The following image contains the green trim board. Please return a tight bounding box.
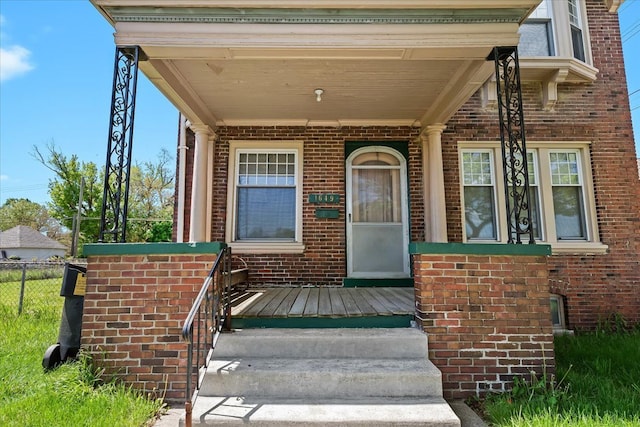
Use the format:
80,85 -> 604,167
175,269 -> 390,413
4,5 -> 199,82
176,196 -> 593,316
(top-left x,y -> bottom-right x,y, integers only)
82,242 -> 227,256
409,242 -> 551,256
108,8 -> 527,25
232,315 -> 413,329
342,278 -> 414,288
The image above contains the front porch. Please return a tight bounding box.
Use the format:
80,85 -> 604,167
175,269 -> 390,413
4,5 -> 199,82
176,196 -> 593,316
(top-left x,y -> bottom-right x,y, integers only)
81,241 -> 554,403
231,286 -> 414,328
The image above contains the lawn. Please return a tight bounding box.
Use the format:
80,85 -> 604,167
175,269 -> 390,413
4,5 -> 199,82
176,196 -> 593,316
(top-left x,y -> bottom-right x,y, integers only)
3,276 -> 638,427
0,279 -> 165,427
0,264 -> 64,315
480,327 -> 640,426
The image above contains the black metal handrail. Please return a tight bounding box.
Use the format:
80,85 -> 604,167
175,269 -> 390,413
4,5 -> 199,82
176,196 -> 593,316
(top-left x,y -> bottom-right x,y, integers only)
181,246 -> 232,427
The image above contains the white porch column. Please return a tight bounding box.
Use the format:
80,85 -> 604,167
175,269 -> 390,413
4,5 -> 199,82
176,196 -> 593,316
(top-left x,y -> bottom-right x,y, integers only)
176,114 -> 188,243
421,124 -> 448,242
205,132 -> 216,241
189,123 -> 214,242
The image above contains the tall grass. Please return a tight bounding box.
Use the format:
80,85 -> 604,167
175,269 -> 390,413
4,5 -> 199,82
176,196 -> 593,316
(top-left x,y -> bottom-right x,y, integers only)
481,328 -> 640,427
0,292 -> 164,427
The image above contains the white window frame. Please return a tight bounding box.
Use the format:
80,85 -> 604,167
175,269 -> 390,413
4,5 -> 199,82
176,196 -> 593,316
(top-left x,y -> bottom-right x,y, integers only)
520,0 -> 593,64
225,140 -> 305,254
567,0 -> 587,62
459,141 -> 607,255
507,150 -> 544,242
460,149 -> 500,241
547,149 -> 588,241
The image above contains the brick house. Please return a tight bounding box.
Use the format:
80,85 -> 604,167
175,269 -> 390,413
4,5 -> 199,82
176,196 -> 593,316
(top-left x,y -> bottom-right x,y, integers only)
83,0 -> 639,421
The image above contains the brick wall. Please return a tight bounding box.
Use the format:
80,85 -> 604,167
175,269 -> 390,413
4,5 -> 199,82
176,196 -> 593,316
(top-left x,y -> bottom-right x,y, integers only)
81,252 -> 216,401
413,252 -> 555,399
181,126 -> 422,286
443,0 -> 640,329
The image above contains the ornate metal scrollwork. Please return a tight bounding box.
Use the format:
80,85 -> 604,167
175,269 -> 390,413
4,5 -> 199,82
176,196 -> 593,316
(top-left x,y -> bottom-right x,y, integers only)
488,46 -> 535,244
99,46 -> 141,243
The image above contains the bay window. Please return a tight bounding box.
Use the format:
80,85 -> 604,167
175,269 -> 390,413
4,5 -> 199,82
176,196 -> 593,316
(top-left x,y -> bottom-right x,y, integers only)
518,0 -> 591,64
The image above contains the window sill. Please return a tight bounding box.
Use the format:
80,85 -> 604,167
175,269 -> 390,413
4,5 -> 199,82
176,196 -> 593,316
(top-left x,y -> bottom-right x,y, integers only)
553,328 -> 574,336
228,242 -> 305,254
461,240 -> 608,255
482,57 -> 598,111
519,57 -> 598,83
550,242 -> 608,255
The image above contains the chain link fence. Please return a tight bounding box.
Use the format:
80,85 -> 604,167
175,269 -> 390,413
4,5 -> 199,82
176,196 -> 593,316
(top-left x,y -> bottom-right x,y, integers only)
0,261 -> 87,315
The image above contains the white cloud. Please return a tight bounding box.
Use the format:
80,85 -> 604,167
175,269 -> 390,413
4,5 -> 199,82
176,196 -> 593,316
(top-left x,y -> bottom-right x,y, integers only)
0,15 -> 34,82
0,45 -> 34,82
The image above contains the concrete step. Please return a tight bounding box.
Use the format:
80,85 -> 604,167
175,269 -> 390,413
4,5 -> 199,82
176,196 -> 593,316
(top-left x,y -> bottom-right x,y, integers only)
201,357 -> 443,398
187,328 -> 457,426
214,327 -> 428,359
184,396 -> 461,427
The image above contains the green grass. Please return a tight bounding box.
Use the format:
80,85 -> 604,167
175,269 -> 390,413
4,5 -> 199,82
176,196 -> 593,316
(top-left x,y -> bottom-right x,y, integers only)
480,329 -> 640,427
0,295 -> 165,427
0,266 -> 64,283
1,278 -> 64,316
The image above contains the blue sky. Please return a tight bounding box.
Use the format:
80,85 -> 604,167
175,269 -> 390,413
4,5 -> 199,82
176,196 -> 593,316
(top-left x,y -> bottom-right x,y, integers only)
0,0 -> 639,207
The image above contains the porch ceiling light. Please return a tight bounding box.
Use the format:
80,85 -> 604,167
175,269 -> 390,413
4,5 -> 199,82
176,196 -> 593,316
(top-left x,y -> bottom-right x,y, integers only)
314,88 -> 324,102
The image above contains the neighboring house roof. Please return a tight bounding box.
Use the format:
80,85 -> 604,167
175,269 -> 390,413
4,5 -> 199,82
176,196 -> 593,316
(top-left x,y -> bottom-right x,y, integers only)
637,158 -> 639,180
0,225 -> 67,250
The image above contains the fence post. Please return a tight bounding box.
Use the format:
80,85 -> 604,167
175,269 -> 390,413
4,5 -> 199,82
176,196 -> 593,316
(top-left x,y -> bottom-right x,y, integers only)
18,262 -> 27,315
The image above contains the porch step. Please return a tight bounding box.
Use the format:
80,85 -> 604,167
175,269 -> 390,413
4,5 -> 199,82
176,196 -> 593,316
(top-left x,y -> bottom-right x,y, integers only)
213,327 -> 428,359
202,357 -> 443,398
188,396 -> 460,426
185,328 -> 460,426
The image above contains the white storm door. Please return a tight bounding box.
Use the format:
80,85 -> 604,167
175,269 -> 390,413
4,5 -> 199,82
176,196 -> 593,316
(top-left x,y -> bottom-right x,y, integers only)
346,147 -> 410,278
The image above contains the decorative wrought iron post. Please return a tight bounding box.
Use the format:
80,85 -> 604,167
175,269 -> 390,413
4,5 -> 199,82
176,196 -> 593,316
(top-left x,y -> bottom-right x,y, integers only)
99,46 -> 142,243
488,46 -> 535,244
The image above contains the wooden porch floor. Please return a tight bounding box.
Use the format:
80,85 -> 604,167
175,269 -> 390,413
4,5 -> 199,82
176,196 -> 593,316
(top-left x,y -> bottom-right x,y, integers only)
231,287 -> 414,319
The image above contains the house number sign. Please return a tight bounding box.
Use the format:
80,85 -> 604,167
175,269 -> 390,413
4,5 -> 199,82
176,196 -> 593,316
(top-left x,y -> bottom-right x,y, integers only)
308,194 -> 341,204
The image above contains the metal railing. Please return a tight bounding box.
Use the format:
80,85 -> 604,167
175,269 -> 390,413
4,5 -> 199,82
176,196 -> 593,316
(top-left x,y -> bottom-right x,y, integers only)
181,247 -> 232,427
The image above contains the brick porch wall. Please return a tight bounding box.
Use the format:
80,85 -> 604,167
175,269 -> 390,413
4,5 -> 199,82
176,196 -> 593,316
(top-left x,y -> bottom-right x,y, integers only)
81,249 -> 218,401
413,251 -> 555,399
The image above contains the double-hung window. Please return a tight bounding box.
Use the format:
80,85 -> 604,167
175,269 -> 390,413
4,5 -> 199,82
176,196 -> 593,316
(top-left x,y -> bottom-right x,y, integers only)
549,151 -> 587,240
507,151 -> 542,241
459,142 -> 605,254
567,0 -> 586,61
461,151 -> 498,240
226,141 -> 304,253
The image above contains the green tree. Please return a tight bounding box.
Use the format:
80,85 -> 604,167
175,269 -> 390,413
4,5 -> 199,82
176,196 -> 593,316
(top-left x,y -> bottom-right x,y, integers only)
0,198 -> 66,239
32,143 -> 174,244
0,198 -> 47,231
32,142 -> 103,243
126,148 -> 175,242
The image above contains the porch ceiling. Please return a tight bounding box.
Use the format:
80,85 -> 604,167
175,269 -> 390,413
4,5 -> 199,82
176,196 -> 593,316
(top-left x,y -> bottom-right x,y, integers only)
92,0 -> 541,132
